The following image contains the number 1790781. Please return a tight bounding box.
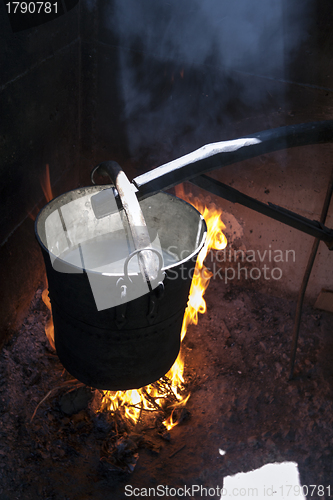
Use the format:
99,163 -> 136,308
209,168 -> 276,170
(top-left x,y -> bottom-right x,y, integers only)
6,2 -> 58,14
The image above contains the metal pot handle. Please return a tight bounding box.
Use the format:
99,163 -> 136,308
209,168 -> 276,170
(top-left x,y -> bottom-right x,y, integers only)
123,247 -> 164,281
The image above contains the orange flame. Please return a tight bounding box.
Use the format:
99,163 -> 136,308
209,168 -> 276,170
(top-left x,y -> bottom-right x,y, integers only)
42,181 -> 227,431
42,289 -> 55,350
41,164 -> 53,203
162,184 -> 227,430
28,164 -> 54,220
177,185 -> 227,342
40,164 -> 55,348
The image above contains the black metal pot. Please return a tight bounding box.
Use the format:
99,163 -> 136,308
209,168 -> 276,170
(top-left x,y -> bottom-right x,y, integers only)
35,186 -> 206,390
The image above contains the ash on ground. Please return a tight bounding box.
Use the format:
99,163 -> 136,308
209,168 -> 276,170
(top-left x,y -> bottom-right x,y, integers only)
0,279 -> 332,500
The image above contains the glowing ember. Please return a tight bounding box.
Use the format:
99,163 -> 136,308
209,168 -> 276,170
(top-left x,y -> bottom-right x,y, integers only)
41,174 -> 227,431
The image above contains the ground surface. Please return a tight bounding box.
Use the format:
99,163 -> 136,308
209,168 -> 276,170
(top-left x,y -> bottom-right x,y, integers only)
0,276 -> 332,500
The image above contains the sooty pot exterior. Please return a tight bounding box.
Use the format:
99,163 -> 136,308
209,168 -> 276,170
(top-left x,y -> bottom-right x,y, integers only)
36,188 -> 206,390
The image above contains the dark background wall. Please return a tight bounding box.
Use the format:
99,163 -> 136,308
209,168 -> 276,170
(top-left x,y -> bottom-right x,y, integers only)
0,0 -> 332,345
0,2 -> 81,342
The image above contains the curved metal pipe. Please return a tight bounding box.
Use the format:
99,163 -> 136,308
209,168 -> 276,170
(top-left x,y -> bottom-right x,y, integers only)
133,120 -> 333,198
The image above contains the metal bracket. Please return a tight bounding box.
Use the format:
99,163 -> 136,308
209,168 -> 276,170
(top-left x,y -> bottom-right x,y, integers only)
189,174 -> 333,249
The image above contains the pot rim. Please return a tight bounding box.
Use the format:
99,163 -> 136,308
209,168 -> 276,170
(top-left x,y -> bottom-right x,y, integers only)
35,185 -> 207,277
